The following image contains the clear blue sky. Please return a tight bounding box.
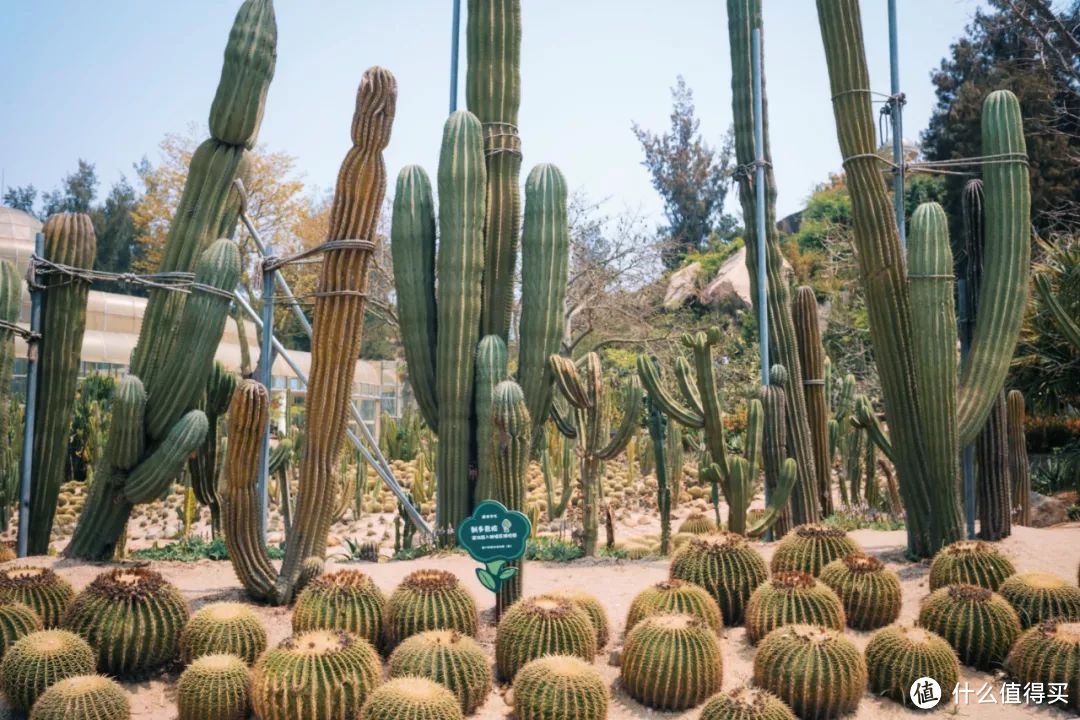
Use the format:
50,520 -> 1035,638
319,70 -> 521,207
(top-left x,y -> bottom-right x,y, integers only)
1,0 -> 985,223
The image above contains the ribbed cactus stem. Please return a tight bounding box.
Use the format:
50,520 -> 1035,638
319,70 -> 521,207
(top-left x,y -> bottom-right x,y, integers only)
792,286 -> 831,516
492,380 -> 530,613
0,263 -> 18,530
1007,390 -> 1030,526
475,335 -> 509,503
123,410 -> 208,504
208,0 -> 277,148
189,362 -> 239,537
976,391 -> 1011,540
761,375 -> 791,536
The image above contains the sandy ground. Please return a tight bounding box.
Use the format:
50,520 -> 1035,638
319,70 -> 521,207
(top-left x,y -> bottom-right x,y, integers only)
3,524 -> 1079,719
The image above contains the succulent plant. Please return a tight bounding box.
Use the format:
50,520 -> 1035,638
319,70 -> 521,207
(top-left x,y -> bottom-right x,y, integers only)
699,686 -> 796,720
918,584 -> 1021,670
928,540 -> 1015,591
177,653 -> 250,720
678,512 -> 717,535
61,567 -> 190,677
744,572 -> 846,644
753,624 -> 866,720
388,630 -> 492,715
1007,619 -> 1080,712
292,570 -> 386,650
180,601 -> 267,665
495,595 -> 596,681
819,553 -> 902,630
770,524 -> 861,577
0,567 -> 74,629
0,629 -> 96,711
621,612 -> 722,711
28,674 -> 130,720
360,677 -> 463,720
669,532 -> 768,625
489,378 -> 531,613
0,600 -> 43,659
997,572 -> 1080,629
545,591 -> 609,648
864,625 -> 958,708
513,655 -> 608,720
625,579 -> 723,634
251,630 -> 382,720
385,570 -> 478,650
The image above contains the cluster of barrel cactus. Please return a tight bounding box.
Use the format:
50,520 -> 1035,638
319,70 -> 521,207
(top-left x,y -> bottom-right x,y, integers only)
753,624 -> 866,719
744,572 -> 846,644
513,655 -> 609,720
626,579 -> 723,634
179,602 -> 267,665
495,595 -> 596,681
388,630 -> 492,715
670,532 -> 769,624
819,553 -> 902,630
0,566 -> 74,628
385,570 -> 479,650
621,612 -> 723,710
918,584 -> 1022,670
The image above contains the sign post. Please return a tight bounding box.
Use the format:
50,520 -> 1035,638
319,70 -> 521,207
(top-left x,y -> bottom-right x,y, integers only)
457,500 -> 531,608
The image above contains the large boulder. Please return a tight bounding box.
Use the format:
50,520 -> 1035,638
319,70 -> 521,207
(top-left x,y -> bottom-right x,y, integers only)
1028,491 -> 1069,528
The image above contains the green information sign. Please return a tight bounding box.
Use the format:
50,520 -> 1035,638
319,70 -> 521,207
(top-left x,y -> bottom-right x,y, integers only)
457,500 -> 531,594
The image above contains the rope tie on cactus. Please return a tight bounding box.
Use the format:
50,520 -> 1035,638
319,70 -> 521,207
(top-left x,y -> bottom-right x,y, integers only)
731,160 -> 773,181
841,152 -> 1028,177
261,239 -> 375,273
0,318 -> 40,344
27,255 -> 237,297
482,121 -> 522,158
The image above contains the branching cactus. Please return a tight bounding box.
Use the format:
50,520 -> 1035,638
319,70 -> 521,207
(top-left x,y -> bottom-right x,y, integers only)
816,0 -> 1030,557
638,331 -> 797,536
549,353 -> 642,555
66,0 -> 276,561
491,380 -> 531,612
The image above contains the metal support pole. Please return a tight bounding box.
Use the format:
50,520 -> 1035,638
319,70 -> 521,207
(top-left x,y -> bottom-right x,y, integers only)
16,232 -> 44,558
751,28 -> 769,385
449,0 -> 462,114
257,258 -> 274,537
888,0 -> 906,247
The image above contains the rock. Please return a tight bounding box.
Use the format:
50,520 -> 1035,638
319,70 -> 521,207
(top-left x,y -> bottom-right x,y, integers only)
1029,491 -> 1068,528
608,649 -> 621,667
663,262 -> 704,309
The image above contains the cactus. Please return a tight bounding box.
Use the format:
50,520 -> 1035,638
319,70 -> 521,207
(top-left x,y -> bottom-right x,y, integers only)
621,613 -> 723,711
0,262 -> 22,532
637,336 -> 799,536
177,653 -> 250,720
546,591 -> 608,649
189,362 -> 239,537
815,0 -> 1030,558
792,287 -> 833,516
700,687 -> 796,720
549,352 -> 642,555
744,572 -> 846,644
0,567 -> 74,629
360,677 -> 463,720
388,630 -> 492,715
61,567 -> 190,677
251,630 -> 382,720
625,579 -> 723,634
0,600 -> 43,659
1007,390 -> 1031,526
678,512 -> 717,535
541,425 -> 574,521
68,0 -> 276,561
753,624 -> 866,720
291,570 -> 386,650
385,570 -> 478,650
644,365 -> 678,554
475,336 -> 509,503
770,524 -> 861,577
918,584 -> 1021,670
761,368 -> 792,536
28,213 -> 96,554
669,532 -> 768,625
495,595 -> 596,681
0,629 -> 96,712
819,553 -> 902,630
513,655 -> 608,720
999,572 -> 1080,629
28,674 -> 130,720
928,540 -> 1015,591
976,391 -> 1012,540
490,380 -> 531,613
864,625 -> 959,709
180,602 -> 267,665
1007,619 -> 1080,712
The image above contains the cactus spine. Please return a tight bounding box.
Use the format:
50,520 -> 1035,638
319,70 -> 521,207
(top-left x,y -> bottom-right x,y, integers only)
670,532 -> 769,625
815,0 -> 1030,557
491,380 -> 530,613
621,613 -> 723,711
864,625 -> 958,709
1007,390 -> 1030,526
918,584 -> 1021,670
513,655 -> 609,720
0,261 -> 21,532
177,653 -> 250,720
0,567 -> 74,629
29,213 -> 96,554
388,630 -> 492,715
28,674 -> 130,720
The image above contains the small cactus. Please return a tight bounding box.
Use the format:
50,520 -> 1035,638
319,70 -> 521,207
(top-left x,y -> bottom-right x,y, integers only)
0,629 -> 96,711
753,624 -> 866,720
745,572 -> 846,644
545,591 -> 609,648
251,630 -> 382,720
864,625 -> 959,708
621,613 -> 722,711
918,584 -> 1021,670
28,674 -> 130,720
388,630 -> 492,715
292,570 -> 386,650
928,540 -> 1015,591
998,571 -> 1080,628
0,566 -> 74,629
61,567 -> 190,677
770,524 -> 861,577
0,600 -> 44,659
625,579 -> 722,634
180,602 -> 267,665
360,677 -> 463,720
678,512 -> 718,535
699,687 -> 796,720
385,570 -> 478,650
819,553 -> 902,630
177,653 -> 250,720
669,532 -> 768,625
1007,619 -> 1080,713
495,595 -> 596,681
513,655 -> 608,720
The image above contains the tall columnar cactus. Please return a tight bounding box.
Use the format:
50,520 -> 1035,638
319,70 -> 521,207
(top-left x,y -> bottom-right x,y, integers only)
977,391 -> 1012,540
643,360 -> 676,554
549,352 -> 642,556
638,333 -> 797,536
66,5 -> 275,562
815,0 -> 1030,558
1007,390 -> 1030,526
491,380 -> 531,612
761,367 -> 792,536
28,213 -> 96,554
792,287 -> 833,516
189,362 -> 239,537
0,261 -> 21,531
474,336 -> 508,503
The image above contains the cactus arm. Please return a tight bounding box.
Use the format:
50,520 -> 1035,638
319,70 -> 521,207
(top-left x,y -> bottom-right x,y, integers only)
549,398 -> 577,440
597,378 -> 643,461
1035,274 -> 1080,353
491,380 -> 530,613
549,355 -> 591,410
956,91 -> 1030,446
123,410 -> 209,505
636,354 -> 704,429
208,0 -> 277,149
674,356 -> 706,419
391,166 -> 440,431
727,456 -> 751,536
475,335 -> 509,502
689,331 -> 730,482
853,395 -> 895,464
541,441 -> 572,520
747,458 -> 797,538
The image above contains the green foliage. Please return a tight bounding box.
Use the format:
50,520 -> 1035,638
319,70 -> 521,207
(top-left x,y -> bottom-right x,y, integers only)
131,535 -> 285,562
621,613 -> 722,711
822,508 -> 904,532
513,655 -> 609,720
865,625 -> 959,708
495,595 -> 596,681
379,407 -> 423,462
681,237 -> 745,278
524,537 -> 584,562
